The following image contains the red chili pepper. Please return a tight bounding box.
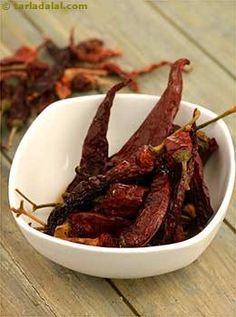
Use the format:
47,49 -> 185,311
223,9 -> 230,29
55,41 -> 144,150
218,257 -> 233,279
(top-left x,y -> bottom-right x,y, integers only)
47,145 -> 156,235
66,79 -> 131,193
63,233 -> 118,247
0,46 -> 38,66
95,183 -> 147,217
190,153 -> 214,227
69,212 -> 131,237
110,58 -> 190,165
120,172 -> 172,247
69,29 -> 121,63
163,129 -> 198,243
197,131 -> 218,165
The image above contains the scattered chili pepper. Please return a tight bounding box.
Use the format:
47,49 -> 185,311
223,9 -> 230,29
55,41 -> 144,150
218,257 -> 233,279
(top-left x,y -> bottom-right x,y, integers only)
0,46 -> 38,66
69,29 -> 122,63
1,31 -> 175,149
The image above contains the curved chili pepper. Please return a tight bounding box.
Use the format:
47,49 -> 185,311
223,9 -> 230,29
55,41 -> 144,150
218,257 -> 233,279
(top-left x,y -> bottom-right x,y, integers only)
66,79 -> 131,193
190,153 -> 214,227
120,172 -> 172,247
47,145 -> 156,235
163,129 -> 198,243
69,212 -> 131,237
110,58 -> 190,165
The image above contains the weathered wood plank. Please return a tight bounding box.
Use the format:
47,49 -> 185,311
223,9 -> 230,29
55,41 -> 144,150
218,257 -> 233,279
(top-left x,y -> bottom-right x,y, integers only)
0,245 -> 55,317
20,0 -> 236,226
151,0 -> 236,77
0,8 -> 42,49
1,155 -> 135,317
112,223 -> 236,317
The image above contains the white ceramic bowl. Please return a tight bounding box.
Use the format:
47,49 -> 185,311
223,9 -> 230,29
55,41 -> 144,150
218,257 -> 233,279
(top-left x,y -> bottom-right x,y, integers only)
9,94 -> 235,278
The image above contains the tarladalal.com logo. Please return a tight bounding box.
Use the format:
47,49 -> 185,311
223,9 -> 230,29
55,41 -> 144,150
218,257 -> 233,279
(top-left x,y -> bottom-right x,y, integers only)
0,1 -> 88,10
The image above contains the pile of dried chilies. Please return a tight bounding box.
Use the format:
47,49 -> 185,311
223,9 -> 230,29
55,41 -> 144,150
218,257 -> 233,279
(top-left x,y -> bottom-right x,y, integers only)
12,58 -> 236,248
0,30 -> 175,149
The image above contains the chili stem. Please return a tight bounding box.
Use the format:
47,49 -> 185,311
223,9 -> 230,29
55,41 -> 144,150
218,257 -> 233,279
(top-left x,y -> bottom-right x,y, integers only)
15,188 -> 57,212
151,109 -> 201,154
196,105 -> 236,130
11,200 -> 46,227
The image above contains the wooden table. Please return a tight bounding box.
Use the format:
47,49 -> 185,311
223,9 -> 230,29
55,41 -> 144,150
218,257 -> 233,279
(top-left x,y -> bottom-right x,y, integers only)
1,1 -> 235,316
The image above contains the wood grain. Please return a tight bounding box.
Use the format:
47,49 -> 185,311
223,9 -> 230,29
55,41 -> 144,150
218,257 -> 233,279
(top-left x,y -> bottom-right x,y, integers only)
112,223 -> 236,317
1,155 -> 135,317
152,0 -> 236,77
0,246 -> 55,316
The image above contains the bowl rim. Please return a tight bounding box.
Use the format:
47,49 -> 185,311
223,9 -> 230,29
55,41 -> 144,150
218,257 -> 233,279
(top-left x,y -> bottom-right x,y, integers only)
8,94 -> 235,254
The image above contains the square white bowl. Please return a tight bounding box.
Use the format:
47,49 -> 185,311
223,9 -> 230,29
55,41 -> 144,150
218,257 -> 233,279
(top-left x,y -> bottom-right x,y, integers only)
8,94 -> 235,278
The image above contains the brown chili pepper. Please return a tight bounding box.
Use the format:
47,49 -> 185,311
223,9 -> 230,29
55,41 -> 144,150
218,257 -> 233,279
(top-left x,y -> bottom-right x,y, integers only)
196,130 -> 218,165
110,58 -> 190,165
47,145 -> 156,235
69,212 -> 131,237
163,129 -> 198,243
190,153 -> 214,227
66,79 -> 131,193
95,183 -> 147,212
0,46 -> 38,66
69,29 -> 121,63
61,233 -> 118,247
120,172 -> 172,247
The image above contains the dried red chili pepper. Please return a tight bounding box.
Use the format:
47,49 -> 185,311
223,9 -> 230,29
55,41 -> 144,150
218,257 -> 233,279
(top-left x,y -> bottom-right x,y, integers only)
197,130 -> 218,165
66,80 -> 131,193
190,153 -> 214,227
47,145 -> 156,235
95,183 -> 147,212
62,233 -> 118,247
110,58 -> 190,165
163,128 -> 198,243
69,29 -> 121,63
69,212 -> 131,237
0,46 -> 38,66
120,171 -> 172,247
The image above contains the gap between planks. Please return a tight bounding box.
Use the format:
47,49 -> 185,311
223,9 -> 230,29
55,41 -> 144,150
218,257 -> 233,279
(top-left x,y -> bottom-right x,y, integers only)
1,242 -> 57,316
146,1 -> 236,80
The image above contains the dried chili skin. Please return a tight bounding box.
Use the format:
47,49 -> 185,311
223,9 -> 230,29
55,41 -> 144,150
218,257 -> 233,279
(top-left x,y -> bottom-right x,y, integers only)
69,30 -> 121,63
47,145 -> 156,235
190,153 -> 214,227
64,233 -> 118,247
110,58 -> 190,165
120,172 -> 172,247
197,130 -> 218,165
95,183 -> 147,212
163,129 -> 198,243
69,212 -> 131,237
66,80 -> 131,194
0,46 -> 38,66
